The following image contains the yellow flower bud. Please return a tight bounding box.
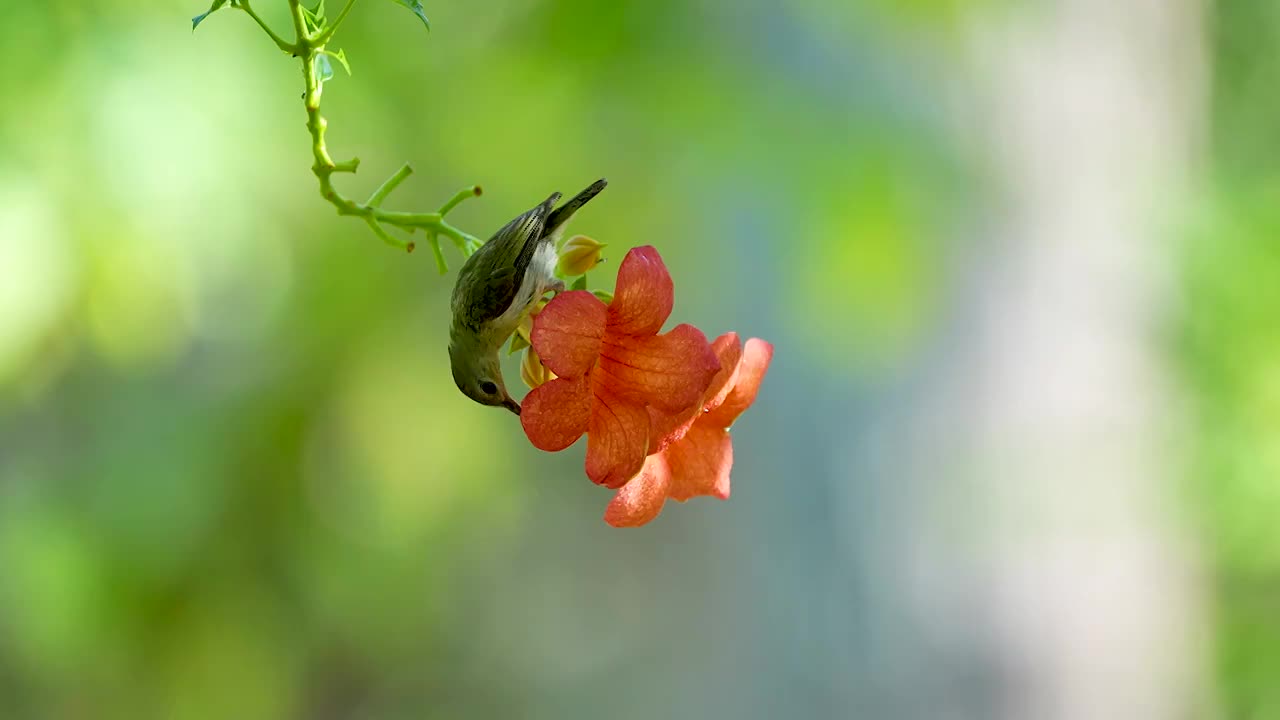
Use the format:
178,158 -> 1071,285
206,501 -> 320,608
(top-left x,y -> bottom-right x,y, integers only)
520,347 -> 556,389
557,235 -> 606,277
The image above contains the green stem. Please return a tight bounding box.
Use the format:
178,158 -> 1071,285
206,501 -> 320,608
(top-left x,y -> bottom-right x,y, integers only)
239,1 -> 296,53
368,164 -> 414,207
283,0 -> 481,265
364,216 -> 411,251
439,185 -> 483,216
287,0 -> 311,42
426,233 -> 448,274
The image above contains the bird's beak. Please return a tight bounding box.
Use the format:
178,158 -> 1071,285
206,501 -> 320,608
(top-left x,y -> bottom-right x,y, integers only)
502,397 -> 522,416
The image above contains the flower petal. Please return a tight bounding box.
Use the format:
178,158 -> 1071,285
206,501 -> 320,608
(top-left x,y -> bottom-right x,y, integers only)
702,332 -> 744,414
585,384 -> 650,489
606,246 -> 673,336
646,333 -> 744,454
520,375 -> 591,451
704,338 -> 773,429
531,290 -> 607,378
665,422 -> 733,502
604,453 -> 672,528
597,324 -> 720,413
648,405 -> 698,455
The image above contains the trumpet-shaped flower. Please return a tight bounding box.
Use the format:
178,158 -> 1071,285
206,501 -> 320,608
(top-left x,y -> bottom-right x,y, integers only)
604,333 -> 773,527
520,246 -> 720,488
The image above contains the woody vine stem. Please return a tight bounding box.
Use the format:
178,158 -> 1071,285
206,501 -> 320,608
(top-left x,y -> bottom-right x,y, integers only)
196,0 -> 483,273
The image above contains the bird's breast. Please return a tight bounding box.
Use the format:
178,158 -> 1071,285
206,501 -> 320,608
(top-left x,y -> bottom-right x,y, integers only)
489,241 -> 559,347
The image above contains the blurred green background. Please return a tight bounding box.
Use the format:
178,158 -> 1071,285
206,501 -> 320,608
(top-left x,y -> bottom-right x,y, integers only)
0,0 -> 1277,718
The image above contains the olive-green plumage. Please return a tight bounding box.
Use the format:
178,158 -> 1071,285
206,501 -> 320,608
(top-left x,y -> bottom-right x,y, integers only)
448,178 -> 607,415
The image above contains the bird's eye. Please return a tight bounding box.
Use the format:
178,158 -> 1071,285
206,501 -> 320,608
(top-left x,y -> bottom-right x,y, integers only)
480,380 -> 498,395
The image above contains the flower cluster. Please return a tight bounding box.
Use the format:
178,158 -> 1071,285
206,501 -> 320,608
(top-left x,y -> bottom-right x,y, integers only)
519,246 -> 772,527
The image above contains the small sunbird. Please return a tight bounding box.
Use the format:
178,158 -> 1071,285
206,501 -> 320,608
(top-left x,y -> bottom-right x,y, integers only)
449,178 -> 608,415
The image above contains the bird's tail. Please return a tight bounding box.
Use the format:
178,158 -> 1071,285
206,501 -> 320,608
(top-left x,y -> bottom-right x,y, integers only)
545,178 -> 607,232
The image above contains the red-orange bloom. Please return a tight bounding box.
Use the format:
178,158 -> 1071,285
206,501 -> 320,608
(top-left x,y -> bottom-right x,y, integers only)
520,246 -> 721,488
604,333 -> 773,527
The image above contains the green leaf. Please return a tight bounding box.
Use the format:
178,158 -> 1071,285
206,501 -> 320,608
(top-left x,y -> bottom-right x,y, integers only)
571,275 -> 587,291
508,332 -> 530,356
191,0 -> 228,30
321,49 -> 351,76
591,289 -> 614,304
301,0 -> 327,34
387,0 -> 430,31
315,54 -> 334,84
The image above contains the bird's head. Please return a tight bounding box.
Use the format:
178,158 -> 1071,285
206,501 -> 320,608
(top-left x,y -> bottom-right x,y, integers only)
448,334 -> 521,416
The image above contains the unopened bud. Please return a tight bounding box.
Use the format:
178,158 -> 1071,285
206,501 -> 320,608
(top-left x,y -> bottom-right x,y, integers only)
557,235 -> 606,277
520,347 -> 556,389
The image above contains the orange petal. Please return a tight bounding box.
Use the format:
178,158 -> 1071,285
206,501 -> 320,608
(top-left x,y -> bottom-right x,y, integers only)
648,405 -> 698,455
597,324 -> 720,414
520,375 -> 591,451
702,332 -> 744,414
665,422 -> 733,502
704,338 -> 773,429
606,246 -> 673,336
646,333 -> 743,454
531,290 -> 607,378
584,384 -> 650,489
604,453 -> 672,527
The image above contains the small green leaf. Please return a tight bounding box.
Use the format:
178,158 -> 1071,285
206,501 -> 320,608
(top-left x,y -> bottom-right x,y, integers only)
302,0 -> 327,34
508,332 -> 530,356
191,0 -> 228,30
592,289 -> 614,304
387,0 -> 430,31
315,54 -> 334,84
571,275 -> 588,291
321,49 -> 351,76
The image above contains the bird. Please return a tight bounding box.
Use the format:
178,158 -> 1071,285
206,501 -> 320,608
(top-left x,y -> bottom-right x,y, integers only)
448,178 -> 608,415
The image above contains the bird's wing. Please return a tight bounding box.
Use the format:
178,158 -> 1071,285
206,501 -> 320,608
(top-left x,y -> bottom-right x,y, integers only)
465,263 -> 519,329
456,201 -> 551,328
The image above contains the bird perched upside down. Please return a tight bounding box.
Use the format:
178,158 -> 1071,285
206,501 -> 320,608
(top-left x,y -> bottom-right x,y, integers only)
449,178 -> 608,415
